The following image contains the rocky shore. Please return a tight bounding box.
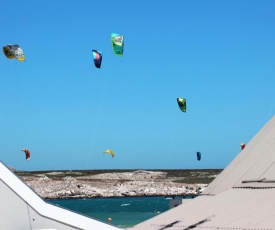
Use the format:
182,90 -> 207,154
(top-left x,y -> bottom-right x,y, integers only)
17,170 -> 219,199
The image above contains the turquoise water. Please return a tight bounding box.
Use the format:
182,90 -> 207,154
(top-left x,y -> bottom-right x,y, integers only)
47,196 -> 182,228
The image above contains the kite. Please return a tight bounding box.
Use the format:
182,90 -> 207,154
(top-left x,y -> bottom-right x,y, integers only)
3,44 -> 25,61
177,98 -> 186,112
92,50 -> 102,68
241,143 -> 245,150
111,33 -> 124,56
197,152 -> 201,161
22,148 -> 30,160
103,149 -> 114,158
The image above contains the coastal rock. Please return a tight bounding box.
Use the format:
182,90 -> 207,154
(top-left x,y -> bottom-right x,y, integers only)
21,170 -> 209,199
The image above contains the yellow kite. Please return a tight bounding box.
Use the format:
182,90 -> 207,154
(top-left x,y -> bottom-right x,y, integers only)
103,149 -> 114,158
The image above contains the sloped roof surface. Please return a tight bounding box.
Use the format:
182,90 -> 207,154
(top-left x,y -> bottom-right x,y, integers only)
204,116 -> 275,195
132,188 -> 275,230
132,116 -> 275,230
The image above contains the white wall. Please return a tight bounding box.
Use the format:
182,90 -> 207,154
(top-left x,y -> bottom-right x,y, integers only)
0,161 -> 122,230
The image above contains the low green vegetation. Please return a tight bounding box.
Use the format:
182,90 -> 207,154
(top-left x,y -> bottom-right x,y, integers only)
165,169 -> 222,184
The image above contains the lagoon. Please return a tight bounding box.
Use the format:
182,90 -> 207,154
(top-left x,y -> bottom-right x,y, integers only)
47,196 -> 191,228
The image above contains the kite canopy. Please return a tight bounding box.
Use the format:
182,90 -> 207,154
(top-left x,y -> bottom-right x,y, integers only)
103,149 -> 114,158
22,148 -> 30,160
92,50 -> 102,68
177,98 -> 186,112
111,33 -> 124,56
197,152 -> 201,161
241,143 -> 246,150
3,44 -> 25,61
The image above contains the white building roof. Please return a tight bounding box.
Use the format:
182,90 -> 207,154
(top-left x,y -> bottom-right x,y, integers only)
0,160 -> 122,230
131,116 -> 275,230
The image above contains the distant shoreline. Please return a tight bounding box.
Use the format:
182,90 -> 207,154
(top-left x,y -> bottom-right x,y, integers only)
45,194 -> 198,200
15,169 -> 222,184
15,169 -> 221,199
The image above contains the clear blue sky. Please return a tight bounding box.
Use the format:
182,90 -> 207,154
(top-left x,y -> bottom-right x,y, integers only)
1,0 -> 274,171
